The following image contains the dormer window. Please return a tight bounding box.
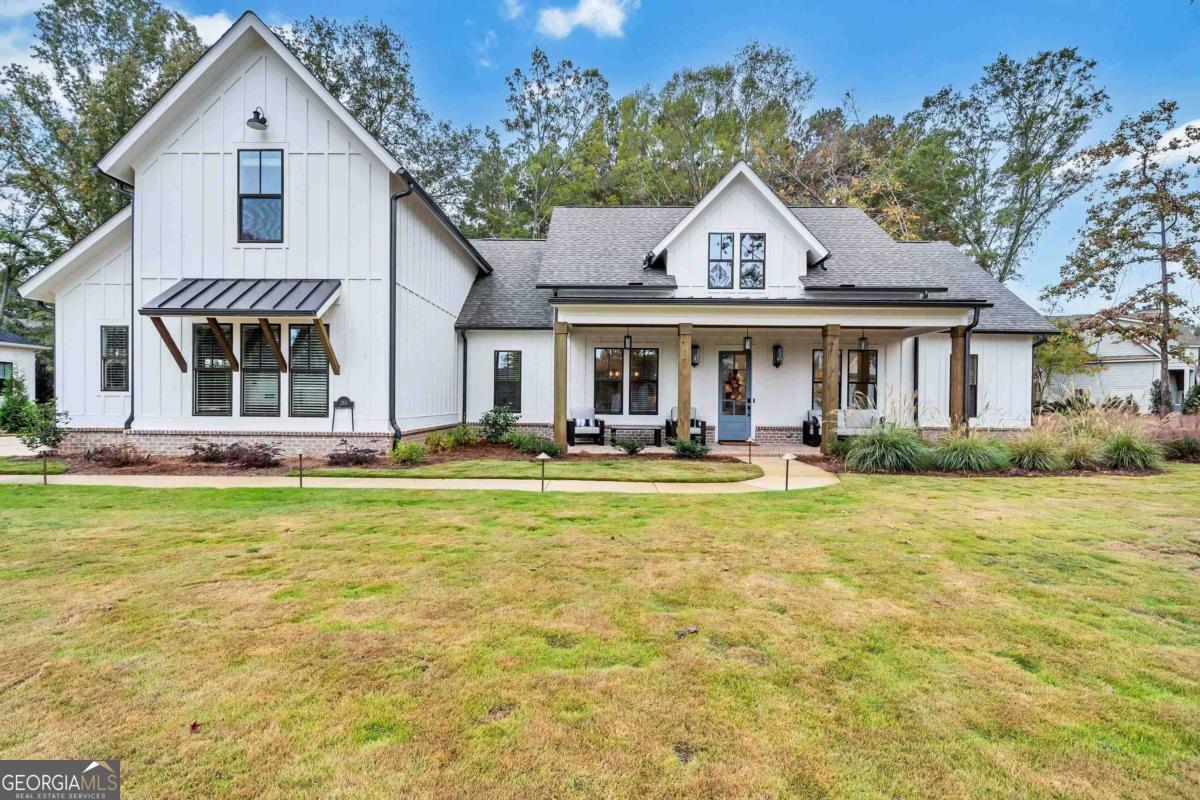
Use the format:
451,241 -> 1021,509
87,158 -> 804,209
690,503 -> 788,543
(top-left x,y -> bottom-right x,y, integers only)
708,233 -> 734,289
238,149 -> 284,242
740,233 -> 766,289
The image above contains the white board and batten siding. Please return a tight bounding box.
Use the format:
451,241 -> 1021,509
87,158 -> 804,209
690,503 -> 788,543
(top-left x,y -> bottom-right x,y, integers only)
917,333 -> 1034,429
665,173 -> 811,299
463,330 -> 555,424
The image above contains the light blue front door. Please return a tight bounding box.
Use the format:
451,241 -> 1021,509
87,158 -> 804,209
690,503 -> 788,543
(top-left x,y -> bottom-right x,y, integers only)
718,350 -> 751,441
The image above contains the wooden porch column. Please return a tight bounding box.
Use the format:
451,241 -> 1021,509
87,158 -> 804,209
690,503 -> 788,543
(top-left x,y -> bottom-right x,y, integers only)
821,324 -> 841,455
949,325 -> 967,433
677,323 -> 693,431
553,321 -> 569,449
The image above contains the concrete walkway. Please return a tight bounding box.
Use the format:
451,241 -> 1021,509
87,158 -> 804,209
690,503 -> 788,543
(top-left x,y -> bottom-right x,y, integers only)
0,455 -> 837,494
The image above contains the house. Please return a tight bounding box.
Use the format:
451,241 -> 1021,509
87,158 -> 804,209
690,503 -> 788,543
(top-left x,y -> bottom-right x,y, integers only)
0,330 -> 45,400
1048,315 -> 1199,411
19,11 -> 1056,457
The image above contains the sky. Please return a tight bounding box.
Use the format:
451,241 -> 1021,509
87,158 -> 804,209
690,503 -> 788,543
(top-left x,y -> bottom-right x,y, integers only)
2,0 -> 1199,314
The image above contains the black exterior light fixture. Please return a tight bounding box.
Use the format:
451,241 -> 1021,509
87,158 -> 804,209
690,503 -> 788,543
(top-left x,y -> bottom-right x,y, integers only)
246,107 -> 268,130
691,344 -> 700,367
772,344 -> 783,368
858,329 -> 869,351
743,329 -> 753,351
623,327 -> 632,350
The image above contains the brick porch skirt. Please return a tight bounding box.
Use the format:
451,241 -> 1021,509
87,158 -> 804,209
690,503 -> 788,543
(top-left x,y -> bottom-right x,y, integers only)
59,428 -> 391,458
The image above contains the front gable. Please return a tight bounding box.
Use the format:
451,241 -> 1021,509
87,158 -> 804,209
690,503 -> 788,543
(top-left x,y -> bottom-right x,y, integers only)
651,162 -> 827,299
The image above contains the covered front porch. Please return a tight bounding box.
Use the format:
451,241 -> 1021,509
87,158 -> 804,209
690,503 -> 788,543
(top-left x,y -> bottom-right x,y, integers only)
549,301 -> 983,454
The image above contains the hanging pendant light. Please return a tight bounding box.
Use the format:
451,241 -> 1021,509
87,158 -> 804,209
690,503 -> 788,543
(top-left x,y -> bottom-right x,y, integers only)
623,327 -> 632,350
743,328 -> 752,351
246,107 -> 268,130
858,328 -> 869,351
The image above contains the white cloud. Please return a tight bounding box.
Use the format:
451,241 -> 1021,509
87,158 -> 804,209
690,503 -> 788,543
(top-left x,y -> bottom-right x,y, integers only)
475,29 -> 498,69
185,10 -> 234,45
536,0 -> 636,39
0,0 -> 41,20
1114,117 -> 1200,171
501,0 -> 524,20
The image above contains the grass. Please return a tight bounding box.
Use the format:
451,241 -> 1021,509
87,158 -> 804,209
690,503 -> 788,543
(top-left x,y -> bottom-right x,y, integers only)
1,470 -> 1198,798
297,457 -> 764,483
0,455 -> 67,474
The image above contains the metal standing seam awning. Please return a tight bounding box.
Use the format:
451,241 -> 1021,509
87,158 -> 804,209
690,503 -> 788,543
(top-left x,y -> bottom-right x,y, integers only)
139,278 -> 342,375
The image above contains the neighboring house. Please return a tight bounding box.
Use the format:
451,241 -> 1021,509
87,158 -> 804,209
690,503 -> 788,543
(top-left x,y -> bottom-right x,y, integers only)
0,330 -> 45,400
1048,315 -> 1200,411
19,11 -> 1056,456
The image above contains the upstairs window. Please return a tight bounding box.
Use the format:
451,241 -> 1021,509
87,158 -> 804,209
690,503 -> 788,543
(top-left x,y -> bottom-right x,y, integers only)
846,349 -> 878,409
739,233 -> 766,289
194,323 -> 233,416
289,324 -> 330,417
494,350 -> 522,413
238,150 -> 283,242
708,233 -> 734,289
100,325 -> 129,392
594,348 -> 623,414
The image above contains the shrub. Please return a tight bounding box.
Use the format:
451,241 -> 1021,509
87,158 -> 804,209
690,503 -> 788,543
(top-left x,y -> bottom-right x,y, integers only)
188,441 -> 228,462
479,405 -> 517,443
225,442 -> 283,468
446,424 -> 480,448
423,431 -> 451,453
504,430 -> 562,456
1163,434 -> 1200,462
85,442 -> 151,467
844,425 -> 927,473
928,434 -> 1010,473
16,402 -> 69,452
1100,432 -> 1163,471
672,437 -> 711,459
1062,436 -> 1103,471
390,441 -> 427,465
612,437 -> 645,455
1149,379 -> 1165,413
0,369 -> 33,433
1101,394 -> 1138,414
827,437 -> 852,458
1183,383 -> 1200,414
326,439 -> 378,467
1007,428 -> 1066,472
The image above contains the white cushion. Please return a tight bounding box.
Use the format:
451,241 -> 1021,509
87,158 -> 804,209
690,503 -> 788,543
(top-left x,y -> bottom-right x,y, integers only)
689,425 -> 702,434
575,425 -> 600,434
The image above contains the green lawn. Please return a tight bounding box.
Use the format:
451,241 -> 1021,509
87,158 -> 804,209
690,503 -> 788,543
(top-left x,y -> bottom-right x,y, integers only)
298,457 -> 764,482
0,455 -> 67,474
1,470 -> 1198,798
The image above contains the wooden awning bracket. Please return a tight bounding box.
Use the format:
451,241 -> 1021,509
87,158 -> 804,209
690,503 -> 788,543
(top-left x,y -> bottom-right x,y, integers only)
259,318 -> 287,372
206,317 -> 239,371
150,316 -> 187,373
313,318 -> 341,375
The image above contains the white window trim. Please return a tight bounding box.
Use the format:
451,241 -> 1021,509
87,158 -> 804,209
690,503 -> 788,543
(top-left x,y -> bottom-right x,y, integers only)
706,228 -> 767,294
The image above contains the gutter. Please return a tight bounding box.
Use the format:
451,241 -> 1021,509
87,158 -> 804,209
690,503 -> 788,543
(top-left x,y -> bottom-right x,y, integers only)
94,167 -> 136,430
963,305 -> 982,433
460,330 -> 468,423
389,175 -> 415,444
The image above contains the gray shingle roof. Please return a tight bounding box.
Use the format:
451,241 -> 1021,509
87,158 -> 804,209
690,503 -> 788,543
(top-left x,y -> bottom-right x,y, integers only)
457,204 -> 1056,334
457,239 -> 551,328
0,329 -> 43,347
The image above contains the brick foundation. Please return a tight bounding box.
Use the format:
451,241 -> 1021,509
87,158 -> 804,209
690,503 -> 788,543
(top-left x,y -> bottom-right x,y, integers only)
751,426 -> 806,445
60,428 -> 391,458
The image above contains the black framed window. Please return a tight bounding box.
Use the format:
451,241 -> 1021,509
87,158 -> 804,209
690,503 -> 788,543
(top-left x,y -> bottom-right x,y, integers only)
100,325 -> 129,392
812,349 -> 842,412
708,232 -> 734,289
238,149 -> 284,242
494,350 -> 522,413
242,324 -> 281,417
739,233 -> 766,289
847,349 -> 878,409
289,324 -> 329,417
194,323 -> 233,416
0,361 -> 11,394
967,354 -> 979,417
594,348 -> 623,414
629,348 -> 659,415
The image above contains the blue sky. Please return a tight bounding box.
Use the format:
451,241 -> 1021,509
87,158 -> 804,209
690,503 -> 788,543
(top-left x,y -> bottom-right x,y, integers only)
3,0 -> 1199,312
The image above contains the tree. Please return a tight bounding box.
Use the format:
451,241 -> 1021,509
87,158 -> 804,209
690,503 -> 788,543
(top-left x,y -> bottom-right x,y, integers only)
503,48 -> 612,236
911,49 -> 1110,283
1042,101 -> 1200,416
1033,323 -> 1099,404
0,0 -> 204,337
276,16 -> 483,210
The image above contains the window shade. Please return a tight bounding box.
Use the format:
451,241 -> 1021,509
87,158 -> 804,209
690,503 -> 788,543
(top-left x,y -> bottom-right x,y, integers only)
289,324 -> 329,417
241,324 -> 280,416
100,325 -> 129,392
493,350 -> 522,413
193,324 -> 232,415
629,348 -> 658,414
594,348 -> 623,414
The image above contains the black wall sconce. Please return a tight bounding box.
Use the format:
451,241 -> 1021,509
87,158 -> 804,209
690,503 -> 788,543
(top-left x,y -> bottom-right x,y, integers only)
246,107 -> 268,130
772,344 -> 783,368
691,344 -> 700,367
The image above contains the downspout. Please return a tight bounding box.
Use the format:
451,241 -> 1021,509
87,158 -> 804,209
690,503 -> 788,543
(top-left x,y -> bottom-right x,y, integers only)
1031,334 -> 1049,424
389,175 -> 415,445
460,330 -> 468,423
95,167 -> 136,430
912,335 -> 920,428
963,305 -> 981,433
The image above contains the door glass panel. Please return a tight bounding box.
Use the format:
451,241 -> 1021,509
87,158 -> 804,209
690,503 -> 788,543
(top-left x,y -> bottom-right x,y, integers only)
720,352 -> 749,416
